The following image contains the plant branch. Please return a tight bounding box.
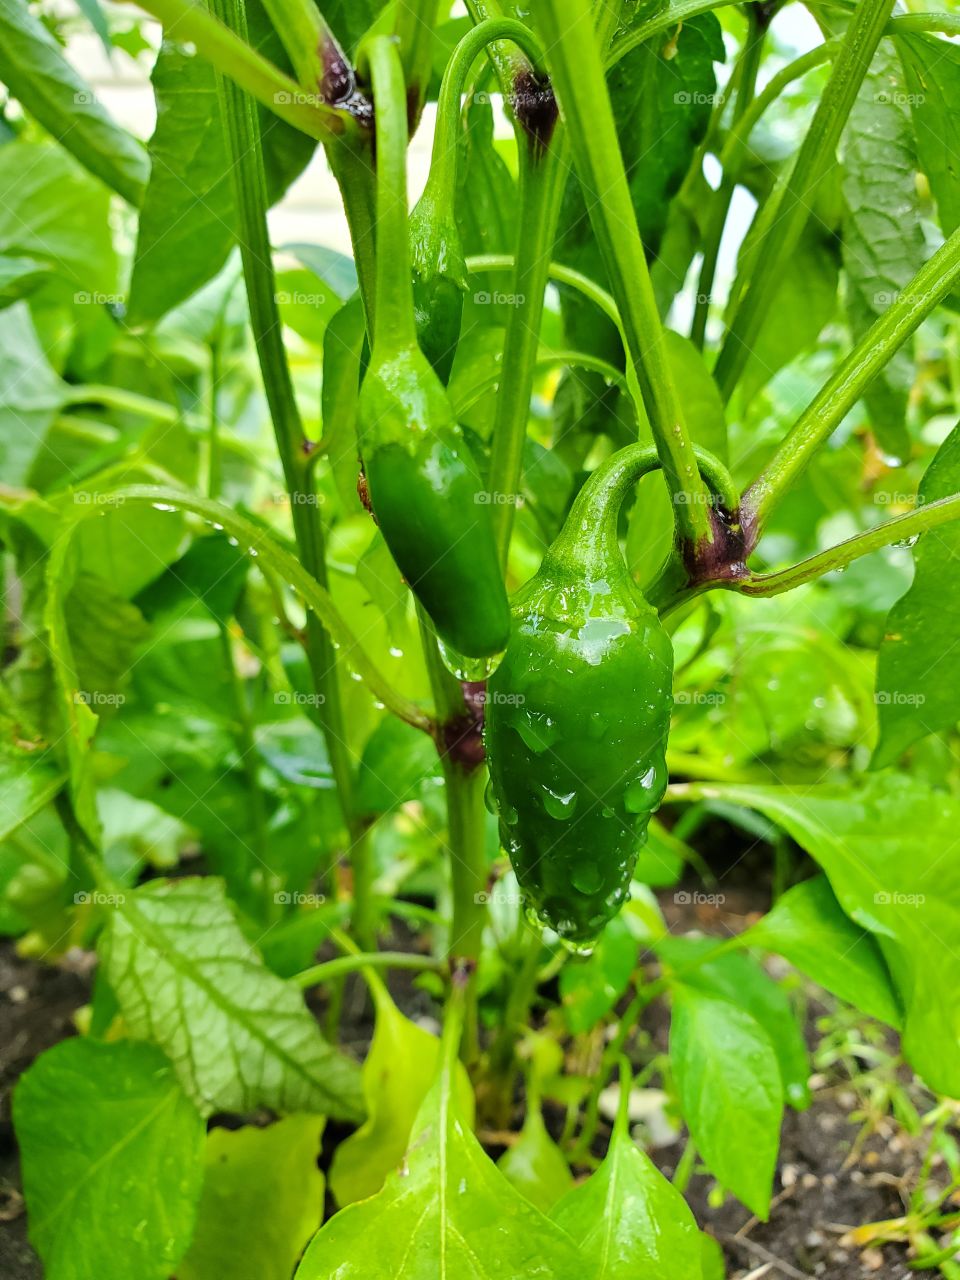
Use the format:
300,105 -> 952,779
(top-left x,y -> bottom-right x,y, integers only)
394,0 -> 444,127
713,0 -> 896,401
531,0 -> 714,549
293,950 -> 445,988
744,226 -> 960,531
734,494 -> 960,598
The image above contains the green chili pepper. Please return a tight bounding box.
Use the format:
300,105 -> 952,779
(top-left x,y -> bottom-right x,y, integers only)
359,35 -> 510,661
409,19 -> 547,385
485,444 -> 678,945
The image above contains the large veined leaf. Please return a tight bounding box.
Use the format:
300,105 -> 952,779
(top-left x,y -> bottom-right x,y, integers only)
746,875 -> 903,1029
99,876 -> 364,1119
874,425 -> 960,767
14,1038 -> 204,1280
551,1076 -> 702,1280
692,776 -> 960,1096
297,1011 -> 583,1278
0,0 -> 148,205
897,33 -> 960,236
178,1116 -> 325,1280
329,976 -> 473,1208
671,989 -> 783,1219
840,44 -> 927,458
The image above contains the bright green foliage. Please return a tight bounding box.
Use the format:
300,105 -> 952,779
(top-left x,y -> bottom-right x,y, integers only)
178,1116 -> 326,1280
498,1100 -> 573,1212
14,1039 -> 204,1280
671,990 -> 784,1219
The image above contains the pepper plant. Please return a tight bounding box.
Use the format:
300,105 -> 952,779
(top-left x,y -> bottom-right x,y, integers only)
3,0 -> 960,1275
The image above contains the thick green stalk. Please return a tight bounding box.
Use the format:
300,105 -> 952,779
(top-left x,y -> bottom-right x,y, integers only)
209,2 -> 378,944
326,141 -> 379,333
131,0 -> 348,139
531,0 -> 714,548
744,226 -> 960,530
364,36 -> 418,349
713,0 -> 896,401
444,761 -> 489,1064
488,143 -> 568,561
691,6 -> 767,350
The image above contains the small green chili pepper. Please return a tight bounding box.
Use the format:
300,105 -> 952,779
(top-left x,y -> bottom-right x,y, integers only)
485,444 -> 677,945
359,35 -> 510,660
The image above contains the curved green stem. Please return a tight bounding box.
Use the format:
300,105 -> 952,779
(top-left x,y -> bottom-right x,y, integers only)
58,484 -> 433,731
744,226 -> 960,530
735,494 -> 960,598
131,0 -> 350,140
293,950 -> 445,988
465,0 -> 537,88
531,0 -> 714,547
713,0 -> 896,402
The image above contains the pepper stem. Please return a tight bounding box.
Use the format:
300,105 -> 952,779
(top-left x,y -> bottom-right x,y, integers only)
550,444 -> 737,579
363,36 -> 418,350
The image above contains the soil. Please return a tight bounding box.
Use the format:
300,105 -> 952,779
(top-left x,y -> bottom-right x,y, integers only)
0,895 -> 950,1280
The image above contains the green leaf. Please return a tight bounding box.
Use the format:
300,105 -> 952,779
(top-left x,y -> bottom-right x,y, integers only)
661,938 -> 810,1111
740,219 -> 839,406
840,45 -> 927,458
130,6 -> 315,324
498,1104 -> 573,1213
670,989 -> 783,1219
0,0 -> 148,204
745,875 -> 903,1028
0,254 -> 51,309
700,1232 -> 726,1280
0,303 -> 67,485
559,915 -> 639,1034
696,776 -> 960,1096
897,34 -> 960,236
321,293 -> 367,513
663,330 -> 727,462
0,739 -> 65,843
551,1089 -> 701,1280
357,717 -> 442,817
0,141 -> 118,293
320,0 -> 386,53
178,1116 -> 326,1280
14,1038 -> 204,1280
100,876 -> 364,1119
330,980 -> 473,1208
874,424 -> 960,766
297,1023 -> 583,1278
